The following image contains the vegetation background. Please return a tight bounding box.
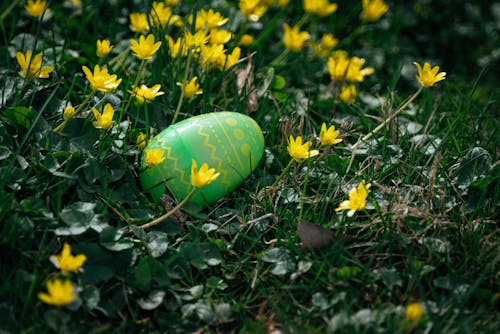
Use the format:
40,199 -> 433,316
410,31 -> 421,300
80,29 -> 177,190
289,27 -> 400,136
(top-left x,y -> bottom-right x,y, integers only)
0,0 -> 498,333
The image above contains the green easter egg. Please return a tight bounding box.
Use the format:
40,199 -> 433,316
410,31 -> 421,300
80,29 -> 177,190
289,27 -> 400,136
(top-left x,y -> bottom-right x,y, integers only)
139,112 -> 265,207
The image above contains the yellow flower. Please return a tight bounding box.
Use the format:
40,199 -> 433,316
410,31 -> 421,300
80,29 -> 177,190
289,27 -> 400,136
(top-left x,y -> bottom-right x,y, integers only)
190,159 -> 220,189
130,34 -> 162,60
319,123 -> 343,146
92,103 -> 115,130
129,12 -> 150,34
136,132 -> 148,150
149,1 -> 182,28
165,35 -> 187,58
283,23 -> 310,52
25,0 -> 49,18
63,106 -> 75,120
327,51 -> 350,80
287,135 -> 319,162
240,0 -> 268,22
219,47 -> 241,70
339,84 -> 357,103
335,180 -> 371,216
209,29 -> 232,45
405,302 -> 424,323
189,9 -> 229,30
414,62 -> 446,88
177,77 -> 203,99
129,84 -> 165,104
16,50 -> 53,79
49,244 -> 87,274
165,0 -> 179,6
145,148 -> 165,167
38,279 -> 76,307
303,0 -> 338,17
200,43 -> 226,67
240,34 -> 254,46
82,65 -> 122,93
184,30 -> 209,51
327,52 -> 374,82
346,56 -> 374,82
96,39 -> 113,58
312,33 -> 338,57
361,0 -> 389,22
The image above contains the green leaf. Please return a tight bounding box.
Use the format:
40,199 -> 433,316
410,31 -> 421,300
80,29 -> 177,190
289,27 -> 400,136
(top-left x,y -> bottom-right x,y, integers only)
81,285 -> 100,310
272,75 -> 286,90
262,248 -> 296,276
4,107 -> 32,128
99,226 -> 134,251
146,231 -> 169,258
137,290 -> 165,310
456,147 -> 492,190
0,146 -> 11,160
373,268 -> 402,291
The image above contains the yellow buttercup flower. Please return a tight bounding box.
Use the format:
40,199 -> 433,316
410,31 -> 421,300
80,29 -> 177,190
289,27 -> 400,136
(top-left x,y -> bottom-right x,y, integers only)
129,84 -> 165,104
209,29 -> 232,45
16,50 -> 53,79
96,39 -> 113,58
414,62 -> 446,88
200,44 -> 226,67
240,34 -> 254,46
149,1 -> 182,28
184,30 -> 209,51
287,135 -> 319,162
327,52 -> 373,82
239,0 -> 268,22
405,302 -> 424,323
283,23 -> 310,52
129,12 -> 150,34
312,33 -> 339,57
92,103 -> 115,130
339,84 -> 357,103
219,47 -> 241,70
82,65 -> 122,93
50,244 -> 87,275
335,180 -> 371,216
303,0 -> 337,17
63,106 -> 75,120
190,159 -> 220,189
136,132 -> 148,150
189,9 -> 229,30
177,77 -> 203,99
346,56 -> 374,82
361,0 -> 389,22
145,148 -> 165,167
165,35 -> 187,58
38,279 -> 76,307
319,123 -> 343,146
130,34 -> 162,60
25,0 -> 49,18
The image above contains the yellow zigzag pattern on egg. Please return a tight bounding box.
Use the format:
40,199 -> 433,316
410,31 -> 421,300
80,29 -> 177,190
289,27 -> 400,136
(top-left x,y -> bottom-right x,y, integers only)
196,125 -> 232,191
162,145 -> 190,192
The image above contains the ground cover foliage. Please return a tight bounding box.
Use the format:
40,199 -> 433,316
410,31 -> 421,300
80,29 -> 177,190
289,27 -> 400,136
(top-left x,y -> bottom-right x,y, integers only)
0,0 -> 498,333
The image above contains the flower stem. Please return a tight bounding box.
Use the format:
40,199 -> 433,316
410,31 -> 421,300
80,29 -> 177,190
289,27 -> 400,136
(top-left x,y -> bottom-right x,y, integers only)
138,187 -> 196,231
171,51 -> 193,124
54,90 -> 97,133
350,87 -> 423,152
298,158 -> 312,222
121,59 -> 147,120
271,158 -> 295,189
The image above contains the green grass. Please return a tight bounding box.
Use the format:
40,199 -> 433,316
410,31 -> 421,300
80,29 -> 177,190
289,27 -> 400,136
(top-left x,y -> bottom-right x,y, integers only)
0,0 -> 498,333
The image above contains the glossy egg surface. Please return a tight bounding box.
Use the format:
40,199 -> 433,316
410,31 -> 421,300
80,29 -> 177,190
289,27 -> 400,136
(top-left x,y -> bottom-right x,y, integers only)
140,112 -> 264,207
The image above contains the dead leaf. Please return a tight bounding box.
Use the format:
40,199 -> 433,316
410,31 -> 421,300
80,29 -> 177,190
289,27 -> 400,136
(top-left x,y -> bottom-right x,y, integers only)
296,220 -> 333,250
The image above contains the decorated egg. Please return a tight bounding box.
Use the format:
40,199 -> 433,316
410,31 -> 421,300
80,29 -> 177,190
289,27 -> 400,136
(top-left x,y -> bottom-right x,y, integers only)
139,111 -> 265,207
